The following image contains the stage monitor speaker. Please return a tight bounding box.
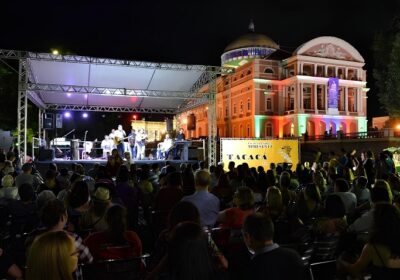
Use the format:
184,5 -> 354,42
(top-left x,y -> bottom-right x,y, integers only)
187,114 -> 196,130
166,118 -> 173,132
39,148 -> 55,161
55,114 -> 63,129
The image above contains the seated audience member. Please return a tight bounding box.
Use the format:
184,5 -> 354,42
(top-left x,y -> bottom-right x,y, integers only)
279,171 -> 296,207
106,149 -> 123,177
66,180 -> 91,232
296,183 -> 323,224
0,174 -> 18,200
15,163 -> 42,190
26,231 -> 78,280
242,213 -> 304,280
36,190 -> 56,213
265,186 -> 284,221
348,185 -> 391,234
154,172 -> 183,211
27,199 -> 93,265
167,222 -> 217,280
217,187 -> 255,229
181,170 -> 220,228
0,248 -> 23,280
351,176 -> 370,206
333,178 -> 357,217
84,204 -> 142,260
313,194 -> 347,235
80,187 -> 112,232
340,203 -> 400,279
8,183 -> 39,236
211,173 -> 234,208
37,169 -> 61,196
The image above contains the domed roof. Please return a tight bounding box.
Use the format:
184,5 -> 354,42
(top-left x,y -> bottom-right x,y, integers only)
224,33 -> 279,52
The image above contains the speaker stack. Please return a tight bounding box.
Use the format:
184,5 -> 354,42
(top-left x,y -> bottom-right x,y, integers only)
43,113 -> 54,129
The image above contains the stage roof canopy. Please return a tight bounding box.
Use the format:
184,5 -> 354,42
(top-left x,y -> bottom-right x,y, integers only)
13,51 -> 230,114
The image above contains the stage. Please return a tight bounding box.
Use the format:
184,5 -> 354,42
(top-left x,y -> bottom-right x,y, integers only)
35,158 -> 199,175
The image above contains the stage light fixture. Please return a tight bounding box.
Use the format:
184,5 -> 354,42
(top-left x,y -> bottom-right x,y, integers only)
51,49 -> 59,55
64,112 -> 71,118
82,112 -> 88,118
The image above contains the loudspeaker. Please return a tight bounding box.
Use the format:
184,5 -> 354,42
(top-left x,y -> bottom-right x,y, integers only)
39,149 -> 55,161
187,114 -> 196,130
55,114 -> 63,129
166,118 -> 173,132
43,113 -> 54,129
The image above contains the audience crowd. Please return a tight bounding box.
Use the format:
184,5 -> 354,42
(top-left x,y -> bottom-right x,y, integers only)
0,147 -> 400,279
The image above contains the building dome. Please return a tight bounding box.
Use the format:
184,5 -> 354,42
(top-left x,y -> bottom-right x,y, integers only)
224,33 -> 279,52
221,31 -> 279,68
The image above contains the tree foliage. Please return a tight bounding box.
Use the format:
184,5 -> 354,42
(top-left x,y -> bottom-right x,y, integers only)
373,17 -> 400,118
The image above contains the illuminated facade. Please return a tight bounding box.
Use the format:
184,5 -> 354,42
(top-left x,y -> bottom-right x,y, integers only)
177,32 -> 368,138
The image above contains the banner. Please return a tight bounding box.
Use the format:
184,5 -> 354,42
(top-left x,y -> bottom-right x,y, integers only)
220,139 -> 299,170
328,77 -> 339,109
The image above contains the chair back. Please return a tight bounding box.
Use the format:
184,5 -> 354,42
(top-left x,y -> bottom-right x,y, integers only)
309,260 -> 337,280
79,253 -> 150,280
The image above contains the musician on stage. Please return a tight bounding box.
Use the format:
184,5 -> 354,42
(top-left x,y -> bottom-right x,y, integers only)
128,129 -> 136,159
114,125 -> 126,158
135,128 -> 147,160
157,133 -> 173,160
101,135 -> 113,159
174,128 -> 186,159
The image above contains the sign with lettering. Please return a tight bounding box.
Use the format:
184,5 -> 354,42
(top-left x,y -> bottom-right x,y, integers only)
220,139 -> 299,170
328,77 -> 339,109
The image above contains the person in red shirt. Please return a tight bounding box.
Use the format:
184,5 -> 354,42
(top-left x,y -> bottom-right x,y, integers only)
217,187 -> 255,229
84,204 -> 142,260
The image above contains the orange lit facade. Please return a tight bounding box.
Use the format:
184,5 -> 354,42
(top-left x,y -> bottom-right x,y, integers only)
177,34 -> 368,138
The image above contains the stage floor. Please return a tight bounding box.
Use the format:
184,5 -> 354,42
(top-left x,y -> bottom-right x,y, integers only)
35,158 -> 198,174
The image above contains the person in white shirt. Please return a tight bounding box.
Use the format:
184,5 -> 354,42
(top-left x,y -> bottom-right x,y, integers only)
100,135 -> 113,159
135,128 -> 147,160
157,134 -> 174,159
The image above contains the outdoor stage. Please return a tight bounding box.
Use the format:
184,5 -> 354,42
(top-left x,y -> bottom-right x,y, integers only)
35,158 -> 198,175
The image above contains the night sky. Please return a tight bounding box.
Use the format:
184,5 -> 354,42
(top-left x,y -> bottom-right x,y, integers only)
1,0 -> 399,123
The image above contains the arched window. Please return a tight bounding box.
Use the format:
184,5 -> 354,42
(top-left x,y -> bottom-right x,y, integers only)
240,101 -> 243,113
247,98 -> 251,110
266,98 -> 272,111
233,104 -> 237,114
264,68 -> 274,74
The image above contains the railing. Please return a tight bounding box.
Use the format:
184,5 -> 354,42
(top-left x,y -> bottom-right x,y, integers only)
302,130 -> 385,142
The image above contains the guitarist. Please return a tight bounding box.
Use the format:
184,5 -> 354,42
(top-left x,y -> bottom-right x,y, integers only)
114,124 -> 126,158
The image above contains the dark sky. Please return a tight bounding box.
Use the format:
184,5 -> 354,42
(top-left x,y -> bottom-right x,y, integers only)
1,0 -> 399,119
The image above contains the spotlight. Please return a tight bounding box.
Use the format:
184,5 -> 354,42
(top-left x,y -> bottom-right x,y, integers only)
64,112 -> 71,118
82,112 -> 88,118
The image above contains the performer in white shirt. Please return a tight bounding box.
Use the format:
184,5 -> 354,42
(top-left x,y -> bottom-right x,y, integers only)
114,125 -> 126,158
157,133 -> 174,160
101,135 -> 113,159
135,128 -> 147,160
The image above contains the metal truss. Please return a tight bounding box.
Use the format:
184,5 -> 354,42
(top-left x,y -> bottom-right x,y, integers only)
46,104 -> 176,114
17,59 -> 28,164
27,91 -> 46,109
207,72 -> 217,167
27,83 -> 208,100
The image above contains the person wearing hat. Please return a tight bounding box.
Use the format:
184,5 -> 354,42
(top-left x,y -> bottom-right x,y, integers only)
80,187 -> 112,232
0,175 -> 18,200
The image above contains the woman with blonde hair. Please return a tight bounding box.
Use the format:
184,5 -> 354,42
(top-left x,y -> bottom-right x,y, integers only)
26,231 -> 78,280
265,186 -> 284,221
217,187 -> 255,229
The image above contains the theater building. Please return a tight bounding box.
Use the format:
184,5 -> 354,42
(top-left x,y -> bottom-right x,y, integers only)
177,30 -> 368,139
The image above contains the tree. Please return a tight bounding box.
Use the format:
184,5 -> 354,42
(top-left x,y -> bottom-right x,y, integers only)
373,17 -> 400,118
